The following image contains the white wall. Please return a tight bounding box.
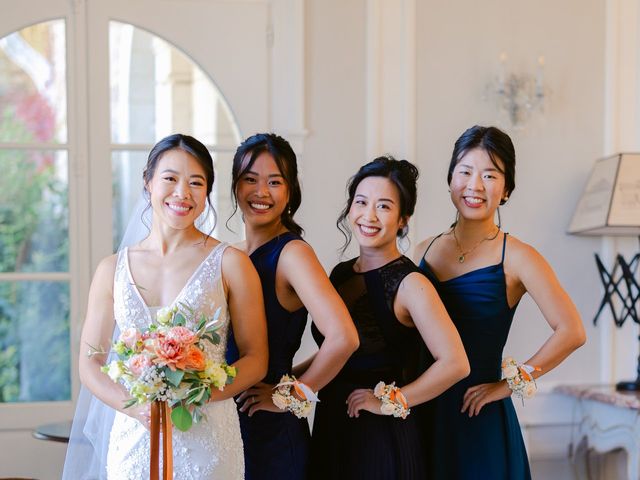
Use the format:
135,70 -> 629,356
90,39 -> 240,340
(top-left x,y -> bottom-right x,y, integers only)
415,1 -> 605,384
297,0 -> 610,468
3,0 -> 630,475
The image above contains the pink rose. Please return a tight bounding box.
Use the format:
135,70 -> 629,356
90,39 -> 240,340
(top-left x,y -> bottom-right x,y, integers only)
119,327 -> 141,349
166,326 -> 198,347
128,354 -> 153,376
151,335 -> 187,371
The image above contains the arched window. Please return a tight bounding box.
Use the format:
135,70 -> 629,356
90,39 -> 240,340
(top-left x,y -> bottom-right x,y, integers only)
109,21 -> 244,248
0,20 -> 70,403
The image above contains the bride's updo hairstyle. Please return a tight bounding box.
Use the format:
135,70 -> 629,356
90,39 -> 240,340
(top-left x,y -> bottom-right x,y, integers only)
448,125 -> 516,205
140,133 -> 216,232
337,155 -> 419,253
230,133 -> 303,235
143,133 -> 215,196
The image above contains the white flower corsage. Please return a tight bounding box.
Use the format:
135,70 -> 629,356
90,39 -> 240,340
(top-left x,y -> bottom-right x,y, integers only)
272,374 -> 319,419
373,381 -> 410,419
501,357 -> 541,403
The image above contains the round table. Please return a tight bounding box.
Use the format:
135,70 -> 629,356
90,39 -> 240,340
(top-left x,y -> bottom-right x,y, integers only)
32,420 -> 71,443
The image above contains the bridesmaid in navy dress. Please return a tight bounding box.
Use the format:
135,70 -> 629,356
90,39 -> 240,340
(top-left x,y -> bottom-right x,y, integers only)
227,133 -> 359,480
309,157 -> 469,479
415,126 -> 586,479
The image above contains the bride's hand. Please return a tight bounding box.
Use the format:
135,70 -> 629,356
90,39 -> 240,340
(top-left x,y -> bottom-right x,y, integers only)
237,382 -> 283,416
126,403 -> 151,430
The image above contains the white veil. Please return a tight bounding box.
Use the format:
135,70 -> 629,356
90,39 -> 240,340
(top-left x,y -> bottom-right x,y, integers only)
62,194 -> 217,479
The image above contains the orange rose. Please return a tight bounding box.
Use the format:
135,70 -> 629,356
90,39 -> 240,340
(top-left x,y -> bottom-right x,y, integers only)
176,345 -> 206,371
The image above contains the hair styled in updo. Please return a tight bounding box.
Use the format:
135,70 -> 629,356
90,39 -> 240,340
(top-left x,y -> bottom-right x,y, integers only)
230,133 -> 303,235
337,155 -> 419,253
448,125 -> 516,204
143,133 -> 215,196
141,133 -> 216,235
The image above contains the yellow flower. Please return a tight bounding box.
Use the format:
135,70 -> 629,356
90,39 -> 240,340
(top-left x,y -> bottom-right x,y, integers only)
204,360 -> 228,388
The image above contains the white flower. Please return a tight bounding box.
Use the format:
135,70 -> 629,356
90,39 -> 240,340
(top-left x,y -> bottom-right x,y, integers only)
156,307 -> 174,326
299,401 -> 313,417
503,365 -> 518,379
272,392 -> 289,410
380,402 -> 396,416
106,360 -> 126,382
374,381 -> 386,397
523,382 -> 537,399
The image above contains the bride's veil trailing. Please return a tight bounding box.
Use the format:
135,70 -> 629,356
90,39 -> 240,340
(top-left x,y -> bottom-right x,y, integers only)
62,194 -> 216,479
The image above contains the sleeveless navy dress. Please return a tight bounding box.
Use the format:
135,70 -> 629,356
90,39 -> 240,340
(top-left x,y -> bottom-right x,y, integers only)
226,232 -> 310,480
309,256 -> 425,479
418,233 -> 531,479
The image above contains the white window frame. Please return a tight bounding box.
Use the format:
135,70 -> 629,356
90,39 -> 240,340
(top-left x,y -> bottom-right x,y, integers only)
0,0 -> 306,436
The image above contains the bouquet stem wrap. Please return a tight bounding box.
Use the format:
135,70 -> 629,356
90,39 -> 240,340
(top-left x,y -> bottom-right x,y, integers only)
150,401 -> 173,480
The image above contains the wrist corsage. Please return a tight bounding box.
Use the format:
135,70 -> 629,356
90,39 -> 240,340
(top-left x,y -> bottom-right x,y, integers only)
373,381 -> 410,419
272,374 -> 319,419
501,357 -> 541,402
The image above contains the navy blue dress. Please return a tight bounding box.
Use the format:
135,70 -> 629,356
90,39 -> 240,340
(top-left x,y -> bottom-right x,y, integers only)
418,233 -> 531,480
309,256 -> 425,480
226,232 -> 310,480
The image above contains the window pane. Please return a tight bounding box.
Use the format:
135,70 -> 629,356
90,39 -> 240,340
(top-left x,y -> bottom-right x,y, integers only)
109,21 -> 240,147
0,150 -> 68,273
0,20 -> 67,144
112,150 -> 148,251
0,281 -> 70,402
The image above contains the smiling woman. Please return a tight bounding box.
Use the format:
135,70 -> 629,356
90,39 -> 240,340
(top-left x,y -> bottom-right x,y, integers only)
64,133 -> 268,479
415,125 -> 585,479
225,133 -> 359,480
309,156 -> 469,479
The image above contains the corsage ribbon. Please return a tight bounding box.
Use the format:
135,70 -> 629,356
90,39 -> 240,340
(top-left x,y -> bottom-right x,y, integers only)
275,378 -> 320,402
272,374 -> 318,418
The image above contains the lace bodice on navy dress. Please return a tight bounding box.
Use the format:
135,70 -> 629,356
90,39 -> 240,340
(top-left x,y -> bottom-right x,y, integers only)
309,256 -> 425,479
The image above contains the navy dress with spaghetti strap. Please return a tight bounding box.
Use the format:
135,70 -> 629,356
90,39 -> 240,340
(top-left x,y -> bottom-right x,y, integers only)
418,232 -> 531,480
309,256 -> 425,479
226,232 -> 310,480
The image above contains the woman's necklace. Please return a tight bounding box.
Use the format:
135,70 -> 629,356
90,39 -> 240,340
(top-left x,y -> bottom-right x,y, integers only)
452,224 -> 500,263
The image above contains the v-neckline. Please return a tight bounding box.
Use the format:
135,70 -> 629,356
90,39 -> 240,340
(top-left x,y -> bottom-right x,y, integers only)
125,242 -> 224,321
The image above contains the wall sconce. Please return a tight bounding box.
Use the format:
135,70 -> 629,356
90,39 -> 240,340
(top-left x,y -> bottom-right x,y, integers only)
488,53 -> 546,128
569,153 -> 640,390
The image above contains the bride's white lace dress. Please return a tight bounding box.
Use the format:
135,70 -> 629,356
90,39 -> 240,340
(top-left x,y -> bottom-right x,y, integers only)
106,242 -> 244,479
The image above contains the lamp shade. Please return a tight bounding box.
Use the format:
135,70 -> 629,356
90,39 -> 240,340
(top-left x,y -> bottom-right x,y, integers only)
569,153 -> 640,235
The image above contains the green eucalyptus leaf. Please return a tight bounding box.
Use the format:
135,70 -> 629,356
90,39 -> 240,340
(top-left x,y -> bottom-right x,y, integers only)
164,368 -> 184,387
171,405 -> 193,432
173,313 -> 186,326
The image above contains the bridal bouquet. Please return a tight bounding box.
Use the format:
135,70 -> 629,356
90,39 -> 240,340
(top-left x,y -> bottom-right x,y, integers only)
101,303 -> 236,431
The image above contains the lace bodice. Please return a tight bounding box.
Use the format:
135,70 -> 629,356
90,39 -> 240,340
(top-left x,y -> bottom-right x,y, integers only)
113,242 -> 230,363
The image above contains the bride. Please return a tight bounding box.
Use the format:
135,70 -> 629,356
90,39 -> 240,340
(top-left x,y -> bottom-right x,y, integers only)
64,134 -> 268,479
